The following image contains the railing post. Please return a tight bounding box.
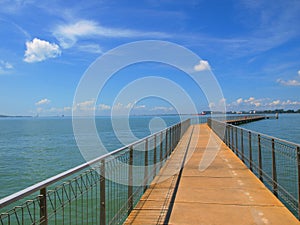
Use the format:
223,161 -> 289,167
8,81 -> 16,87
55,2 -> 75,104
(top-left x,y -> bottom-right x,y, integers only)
235,127 -> 238,156
40,188 -> 47,225
160,132 -> 163,169
249,131 -> 252,171
271,139 -> 278,197
153,135 -> 157,179
173,126 -> 175,150
168,128 -> 172,156
165,129 -> 168,159
224,124 -> 227,145
241,129 -> 244,163
169,127 -> 174,152
128,146 -> 133,215
100,159 -> 106,225
172,127 -> 175,151
297,146 -> 300,220
176,125 -> 178,146
227,125 -> 230,147
258,134 -> 263,181
232,126 -> 235,153
144,139 -> 148,192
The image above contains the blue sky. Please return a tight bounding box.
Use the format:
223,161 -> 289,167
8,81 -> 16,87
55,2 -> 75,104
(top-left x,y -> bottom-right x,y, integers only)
0,0 -> 300,116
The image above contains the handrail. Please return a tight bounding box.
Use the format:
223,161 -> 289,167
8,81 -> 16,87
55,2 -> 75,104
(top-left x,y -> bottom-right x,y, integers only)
0,120 -> 185,208
209,118 -> 300,147
208,118 -> 300,219
0,118 -> 191,225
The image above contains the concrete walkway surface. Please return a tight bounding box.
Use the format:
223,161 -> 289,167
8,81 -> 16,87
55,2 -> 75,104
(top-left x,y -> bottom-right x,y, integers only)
125,124 -> 300,225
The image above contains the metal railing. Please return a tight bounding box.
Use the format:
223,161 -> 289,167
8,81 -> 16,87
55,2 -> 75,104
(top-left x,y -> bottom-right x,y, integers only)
208,118 -> 300,219
0,119 -> 191,225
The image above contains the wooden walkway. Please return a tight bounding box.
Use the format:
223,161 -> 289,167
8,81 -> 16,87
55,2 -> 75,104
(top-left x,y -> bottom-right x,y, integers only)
226,116 -> 266,125
125,124 -> 300,225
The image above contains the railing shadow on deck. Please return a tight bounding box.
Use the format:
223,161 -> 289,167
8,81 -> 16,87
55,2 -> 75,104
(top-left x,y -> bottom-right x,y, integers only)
208,118 -> 300,220
0,119 -> 191,225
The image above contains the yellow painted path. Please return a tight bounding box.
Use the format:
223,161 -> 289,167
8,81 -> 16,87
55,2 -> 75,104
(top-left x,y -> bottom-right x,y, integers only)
125,124 -> 299,225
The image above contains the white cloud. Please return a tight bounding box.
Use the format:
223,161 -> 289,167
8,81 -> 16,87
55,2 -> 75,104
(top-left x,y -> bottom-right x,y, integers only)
63,107 -> 72,111
194,60 -> 211,71
112,102 -> 146,111
208,102 -> 215,108
269,100 -> 281,106
35,98 -> 51,106
35,106 -> 72,115
112,102 -> 124,111
134,105 -> 146,109
236,98 -> 243,104
150,106 -> 174,112
244,97 -> 255,103
277,78 -> 300,86
0,60 -> 13,74
228,97 -> 264,109
24,38 -> 61,63
75,99 -> 96,111
98,104 -> 111,110
298,70 -> 300,76
228,97 -> 300,110
0,60 -> 13,69
53,20 -> 169,49
219,98 -> 226,104
282,100 -> 300,106
253,102 -> 261,107
77,44 -> 102,54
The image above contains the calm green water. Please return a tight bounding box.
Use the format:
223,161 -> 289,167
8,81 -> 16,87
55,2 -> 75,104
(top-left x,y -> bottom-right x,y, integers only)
240,114 -> 300,144
0,113 -> 299,200
0,116 -> 182,198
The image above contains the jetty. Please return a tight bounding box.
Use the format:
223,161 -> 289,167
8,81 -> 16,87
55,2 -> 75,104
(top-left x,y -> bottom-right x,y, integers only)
1,115 -> 299,225
125,123 -> 298,224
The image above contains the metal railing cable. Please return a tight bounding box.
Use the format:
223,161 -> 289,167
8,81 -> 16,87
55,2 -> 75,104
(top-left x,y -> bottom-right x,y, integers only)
0,119 -> 191,225
207,118 -> 300,220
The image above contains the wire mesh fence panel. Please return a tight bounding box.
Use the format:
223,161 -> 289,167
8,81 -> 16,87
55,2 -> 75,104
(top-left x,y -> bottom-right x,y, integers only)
0,119 -> 191,225
274,140 -> 298,215
208,118 -> 300,219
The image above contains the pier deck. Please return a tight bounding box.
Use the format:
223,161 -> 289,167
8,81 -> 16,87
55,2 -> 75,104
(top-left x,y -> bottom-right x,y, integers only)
125,124 -> 299,224
226,115 -> 266,125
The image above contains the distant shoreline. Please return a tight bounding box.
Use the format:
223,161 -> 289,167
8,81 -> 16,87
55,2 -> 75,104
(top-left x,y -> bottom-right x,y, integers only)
0,115 -> 33,118
1,110 -> 300,118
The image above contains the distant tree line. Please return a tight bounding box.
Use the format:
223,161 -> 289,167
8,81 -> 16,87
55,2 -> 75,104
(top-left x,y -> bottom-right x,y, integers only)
255,109 -> 300,114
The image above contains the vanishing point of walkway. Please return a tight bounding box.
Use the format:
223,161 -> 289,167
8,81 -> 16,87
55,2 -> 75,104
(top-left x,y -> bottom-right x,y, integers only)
125,124 -> 300,224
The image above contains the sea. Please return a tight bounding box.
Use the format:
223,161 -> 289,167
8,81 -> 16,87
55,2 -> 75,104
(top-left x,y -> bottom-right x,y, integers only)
0,114 -> 299,199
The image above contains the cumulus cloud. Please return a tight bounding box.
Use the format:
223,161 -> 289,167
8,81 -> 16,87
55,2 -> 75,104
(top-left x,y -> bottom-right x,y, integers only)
112,102 -> 146,111
277,78 -> 300,86
269,100 -> 281,106
281,100 -> 300,106
244,97 -> 255,103
298,70 -> 300,76
194,60 -> 211,71
53,20 -> 169,49
35,98 -> 51,106
134,105 -> 146,109
150,106 -> 174,112
77,44 -> 102,54
98,104 -> 111,110
229,97 -> 300,110
35,106 -> 72,115
208,102 -> 215,108
24,38 -> 61,63
229,97 -> 263,108
0,60 -> 13,74
236,98 -> 243,104
0,60 -> 13,69
75,99 -> 96,111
